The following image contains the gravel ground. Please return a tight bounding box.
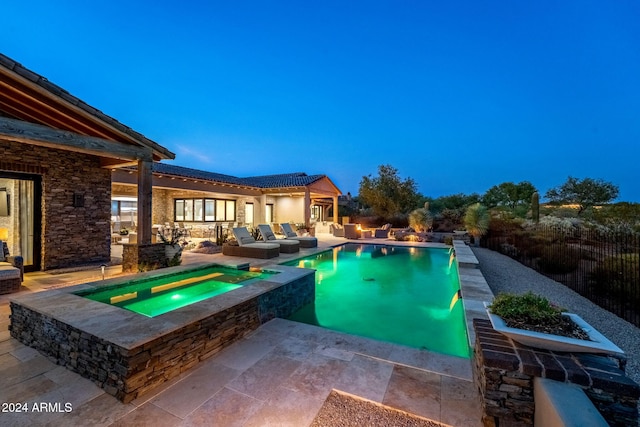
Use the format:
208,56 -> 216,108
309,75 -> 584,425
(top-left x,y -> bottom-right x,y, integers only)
472,246 -> 640,386
310,391 -> 443,427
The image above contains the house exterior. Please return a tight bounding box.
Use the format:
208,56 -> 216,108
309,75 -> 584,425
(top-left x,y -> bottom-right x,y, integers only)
0,54 -> 174,271
111,163 -> 341,234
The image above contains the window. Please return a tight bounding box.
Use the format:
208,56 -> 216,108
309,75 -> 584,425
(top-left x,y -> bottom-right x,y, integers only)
175,200 -> 184,221
204,200 -> 215,221
174,198 -> 235,222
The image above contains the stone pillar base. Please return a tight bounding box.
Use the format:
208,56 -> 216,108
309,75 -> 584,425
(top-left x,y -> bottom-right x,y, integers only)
122,243 -> 169,273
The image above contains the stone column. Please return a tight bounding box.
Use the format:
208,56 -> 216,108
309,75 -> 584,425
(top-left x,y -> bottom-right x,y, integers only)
260,194 -> 267,224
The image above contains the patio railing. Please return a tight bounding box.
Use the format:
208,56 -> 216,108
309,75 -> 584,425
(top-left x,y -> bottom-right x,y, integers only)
484,224 -> 640,328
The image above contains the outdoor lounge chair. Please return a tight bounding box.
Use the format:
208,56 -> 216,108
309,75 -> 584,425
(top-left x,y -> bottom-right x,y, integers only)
344,224 -> 361,239
330,223 -> 345,237
280,223 -> 318,248
374,223 -> 392,238
223,227 -> 280,259
257,224 -> 300,253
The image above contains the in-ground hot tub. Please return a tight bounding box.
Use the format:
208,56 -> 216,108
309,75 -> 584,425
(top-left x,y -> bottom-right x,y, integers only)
9,262 -> 314,402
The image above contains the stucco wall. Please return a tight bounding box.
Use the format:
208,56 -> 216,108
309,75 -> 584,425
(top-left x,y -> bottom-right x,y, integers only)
0,140 -> 111,270
275,196 -> 304,224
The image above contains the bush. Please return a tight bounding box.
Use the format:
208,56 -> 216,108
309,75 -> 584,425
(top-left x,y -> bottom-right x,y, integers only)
488,292 -> 564,325
537,244 -> 581,274
590,253 -> 640,303
408,207 -> 433,232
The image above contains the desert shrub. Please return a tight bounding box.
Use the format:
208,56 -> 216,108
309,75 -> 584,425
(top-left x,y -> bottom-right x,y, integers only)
488,211 -> 523,234
438,208 -> 465,225
590,253 -> 640,303
464,203 -> 490,238
408,207 -> 433,232
537,244 -> 581,274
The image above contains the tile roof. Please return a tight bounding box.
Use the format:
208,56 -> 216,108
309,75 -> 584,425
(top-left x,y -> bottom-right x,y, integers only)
151,163 -> 325,189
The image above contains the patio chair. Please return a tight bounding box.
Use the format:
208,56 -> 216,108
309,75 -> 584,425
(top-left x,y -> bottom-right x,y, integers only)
330,223 -> 345,237
257,224 -> 300,253
280,223 -> 318,248
374,223 -> 392,238
224,227 -> 280,259
344,224 -> 361,239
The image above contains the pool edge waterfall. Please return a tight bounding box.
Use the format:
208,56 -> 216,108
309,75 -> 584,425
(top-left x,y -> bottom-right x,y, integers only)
8,263 -> 315,403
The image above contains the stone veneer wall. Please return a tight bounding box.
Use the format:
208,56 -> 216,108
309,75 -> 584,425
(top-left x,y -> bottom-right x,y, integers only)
10,298 -> 260,403
473,318 -> 639,427
9,272 -> 315,403
0,140 -> 111,270
257,272 -> 315,323
121,243 -> 169,273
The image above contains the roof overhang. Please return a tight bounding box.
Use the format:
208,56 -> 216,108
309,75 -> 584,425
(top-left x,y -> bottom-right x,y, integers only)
1,117 -> 152,166
0,54 -> 174,164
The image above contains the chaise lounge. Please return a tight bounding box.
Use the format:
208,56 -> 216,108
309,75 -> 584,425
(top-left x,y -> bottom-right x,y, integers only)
222,227 -> 280,259
280,223 -> 318,248
257,224 -> 300,253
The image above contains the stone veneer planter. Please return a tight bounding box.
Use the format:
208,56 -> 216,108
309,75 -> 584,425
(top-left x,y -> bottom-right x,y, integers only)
9,263 -> 314,403
473,318 -> 639,427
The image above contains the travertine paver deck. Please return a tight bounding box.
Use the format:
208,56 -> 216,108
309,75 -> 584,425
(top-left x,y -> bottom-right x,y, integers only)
0,234 -> 485,426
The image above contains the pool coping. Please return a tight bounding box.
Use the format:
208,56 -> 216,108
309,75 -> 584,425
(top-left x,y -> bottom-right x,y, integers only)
453,240 -> 495,348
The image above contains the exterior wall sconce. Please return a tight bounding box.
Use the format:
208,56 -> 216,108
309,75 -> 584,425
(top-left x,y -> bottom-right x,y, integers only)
73,193 -> 85,207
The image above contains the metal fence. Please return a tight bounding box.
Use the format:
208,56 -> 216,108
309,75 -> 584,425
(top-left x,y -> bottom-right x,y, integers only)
484,224 -> 640,327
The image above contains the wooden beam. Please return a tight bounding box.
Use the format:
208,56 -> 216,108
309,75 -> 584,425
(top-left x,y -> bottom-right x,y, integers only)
137,159 -> 153,244
0,116 -> 152,161
304,189 -> 311,228
100,158 -> 140,168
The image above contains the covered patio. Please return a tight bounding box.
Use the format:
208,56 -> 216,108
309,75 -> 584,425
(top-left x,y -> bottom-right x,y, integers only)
111,163 -> 342,240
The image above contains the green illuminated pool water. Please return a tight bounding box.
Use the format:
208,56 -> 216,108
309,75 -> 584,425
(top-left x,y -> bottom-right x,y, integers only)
284,244 -> 469,358
76,266 -> 277,317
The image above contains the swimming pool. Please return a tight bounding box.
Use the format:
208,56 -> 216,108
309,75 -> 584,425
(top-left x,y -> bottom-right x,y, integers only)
284,244 -> 470,358
75,265 -> 278,317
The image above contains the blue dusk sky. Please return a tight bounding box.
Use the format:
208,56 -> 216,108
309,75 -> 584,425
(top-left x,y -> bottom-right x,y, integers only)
3,1 -> 640,201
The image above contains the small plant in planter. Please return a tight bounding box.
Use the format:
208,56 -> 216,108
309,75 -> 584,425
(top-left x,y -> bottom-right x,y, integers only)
486,292 -> 624,355
488,292 -> 589,340
158,228 -> 187,265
